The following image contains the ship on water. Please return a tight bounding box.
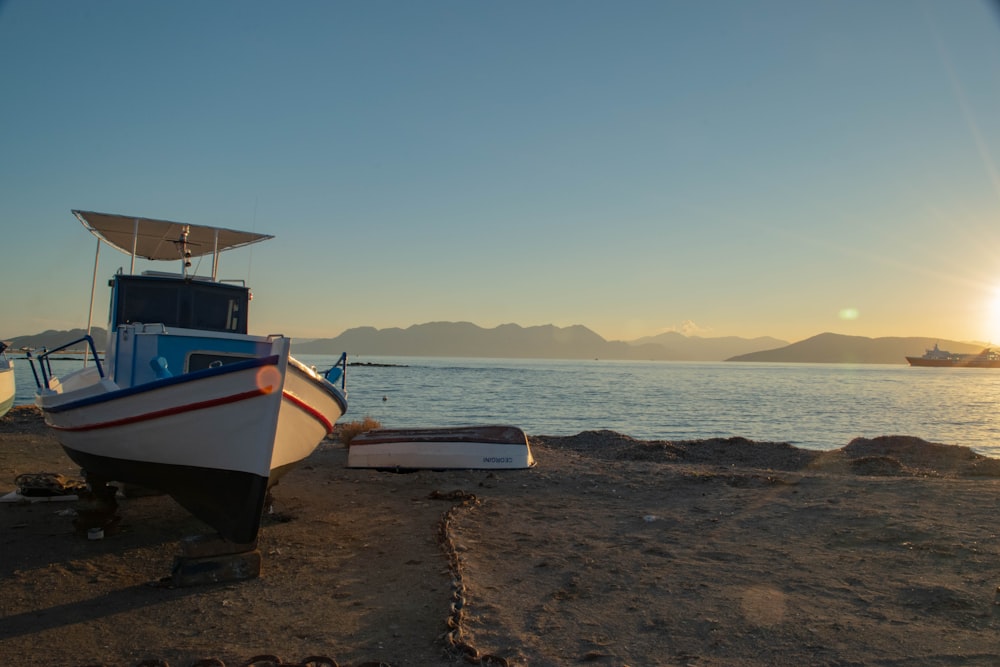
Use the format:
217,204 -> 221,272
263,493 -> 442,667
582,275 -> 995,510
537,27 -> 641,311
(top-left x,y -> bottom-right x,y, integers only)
905,343 -> 1000,368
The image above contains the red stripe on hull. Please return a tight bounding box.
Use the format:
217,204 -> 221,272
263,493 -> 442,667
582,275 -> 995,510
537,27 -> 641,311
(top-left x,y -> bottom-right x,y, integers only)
50,387 -> 273,432
282,391 -> 334,434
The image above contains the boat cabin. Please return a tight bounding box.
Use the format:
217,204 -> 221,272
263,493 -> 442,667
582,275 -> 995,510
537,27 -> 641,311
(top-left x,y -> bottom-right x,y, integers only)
33,211 -> 281,390
105,273 -> 274,386
111,273 -> 249,334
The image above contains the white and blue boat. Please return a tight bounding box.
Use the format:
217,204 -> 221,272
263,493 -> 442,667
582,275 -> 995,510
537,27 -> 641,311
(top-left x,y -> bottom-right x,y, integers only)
31,210 -> 348,543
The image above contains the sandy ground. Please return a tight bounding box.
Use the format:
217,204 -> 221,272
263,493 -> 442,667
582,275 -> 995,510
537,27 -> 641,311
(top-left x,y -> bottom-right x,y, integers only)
3,405 -> 1000,666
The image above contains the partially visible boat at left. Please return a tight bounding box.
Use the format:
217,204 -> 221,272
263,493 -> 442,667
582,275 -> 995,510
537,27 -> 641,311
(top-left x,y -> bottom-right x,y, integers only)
0,342 -> 14,419
29,210 -> 348,544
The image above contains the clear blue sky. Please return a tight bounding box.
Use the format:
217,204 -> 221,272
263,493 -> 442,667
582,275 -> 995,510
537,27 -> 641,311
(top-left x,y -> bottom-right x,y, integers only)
2,0 -> 1000,344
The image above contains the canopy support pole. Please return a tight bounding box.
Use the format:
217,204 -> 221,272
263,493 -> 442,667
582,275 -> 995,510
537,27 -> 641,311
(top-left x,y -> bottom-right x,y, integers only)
212,229 -> 220,281
84,238 -> 101,367
129,218 -> 138,275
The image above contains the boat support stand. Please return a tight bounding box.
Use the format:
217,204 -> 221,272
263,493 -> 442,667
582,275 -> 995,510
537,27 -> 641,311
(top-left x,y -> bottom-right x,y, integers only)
74,475 -> 121,539
170,534 -> 262,587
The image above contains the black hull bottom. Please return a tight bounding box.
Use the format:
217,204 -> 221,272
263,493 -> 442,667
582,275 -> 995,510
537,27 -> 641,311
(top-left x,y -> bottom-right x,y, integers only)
62,448 -> 270,543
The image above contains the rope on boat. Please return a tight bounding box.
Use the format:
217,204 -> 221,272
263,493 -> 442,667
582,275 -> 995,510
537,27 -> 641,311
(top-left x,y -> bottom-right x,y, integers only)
432,490 -> 510,667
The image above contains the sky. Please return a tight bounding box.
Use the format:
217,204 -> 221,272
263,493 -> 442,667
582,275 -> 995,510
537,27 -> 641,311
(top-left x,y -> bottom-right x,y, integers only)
2,1 -> 1000,345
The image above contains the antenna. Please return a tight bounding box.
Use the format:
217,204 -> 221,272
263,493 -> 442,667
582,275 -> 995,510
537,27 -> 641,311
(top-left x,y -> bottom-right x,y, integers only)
175,226 -> 193,277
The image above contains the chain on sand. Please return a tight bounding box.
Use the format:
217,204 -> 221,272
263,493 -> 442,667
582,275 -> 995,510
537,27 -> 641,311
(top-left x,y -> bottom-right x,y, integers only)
74,491 -> 508,667
79,656 -> 393,666
431,490 -> 510,667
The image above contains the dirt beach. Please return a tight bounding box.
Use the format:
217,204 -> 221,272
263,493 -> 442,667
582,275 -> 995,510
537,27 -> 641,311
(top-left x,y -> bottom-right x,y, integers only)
3,405 -> 1000,666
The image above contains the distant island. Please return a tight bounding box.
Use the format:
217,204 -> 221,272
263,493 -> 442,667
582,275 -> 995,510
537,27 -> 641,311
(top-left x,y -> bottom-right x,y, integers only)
288,322 -> 786,361
286,323 -> 990,365
4,328 -> 110,354
4,323 -> 988,365
726,333 -> 989,365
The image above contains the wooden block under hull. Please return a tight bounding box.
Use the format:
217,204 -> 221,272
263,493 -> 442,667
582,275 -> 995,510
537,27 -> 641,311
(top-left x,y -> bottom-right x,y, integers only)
179,533 -> 258,558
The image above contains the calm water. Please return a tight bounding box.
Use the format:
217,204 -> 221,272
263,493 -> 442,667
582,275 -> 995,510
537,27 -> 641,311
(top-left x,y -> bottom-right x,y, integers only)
308,356 -> 1000,457
12,355 -> 1000,458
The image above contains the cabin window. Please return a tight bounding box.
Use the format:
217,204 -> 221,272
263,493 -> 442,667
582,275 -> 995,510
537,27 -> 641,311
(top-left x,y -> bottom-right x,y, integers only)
113,276 -> 249,334
189,285 -> 243,332
118,281 -> 182,327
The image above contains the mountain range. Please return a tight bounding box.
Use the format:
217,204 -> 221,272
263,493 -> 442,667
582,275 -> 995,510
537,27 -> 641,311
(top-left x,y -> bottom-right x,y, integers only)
289,322 -> 786,361
4,328 -> 110,353
291,324 -> 992,364
726,333 -> 988,364
5,323 -> 988,365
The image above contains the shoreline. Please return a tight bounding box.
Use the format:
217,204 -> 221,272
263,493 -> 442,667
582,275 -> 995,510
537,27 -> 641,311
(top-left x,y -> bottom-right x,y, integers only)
11,359 -> 1000,458
2,406 -> 1000,666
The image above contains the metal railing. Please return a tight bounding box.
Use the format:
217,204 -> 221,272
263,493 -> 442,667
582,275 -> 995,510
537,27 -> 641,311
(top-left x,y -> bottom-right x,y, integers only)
324,352 -> 348,392
27,335 -> 105,390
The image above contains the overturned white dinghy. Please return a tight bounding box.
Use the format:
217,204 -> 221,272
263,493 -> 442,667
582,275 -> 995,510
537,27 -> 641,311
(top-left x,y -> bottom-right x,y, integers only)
348,425 -> 535,470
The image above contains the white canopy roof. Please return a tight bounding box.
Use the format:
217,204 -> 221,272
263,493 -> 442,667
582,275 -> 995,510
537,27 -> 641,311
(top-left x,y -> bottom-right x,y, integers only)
72,210 -> 273,261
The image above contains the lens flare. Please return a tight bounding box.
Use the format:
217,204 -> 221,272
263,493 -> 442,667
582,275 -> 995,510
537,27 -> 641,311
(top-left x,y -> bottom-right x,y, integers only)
838,308 -> 859,321
256,365 -> 282,394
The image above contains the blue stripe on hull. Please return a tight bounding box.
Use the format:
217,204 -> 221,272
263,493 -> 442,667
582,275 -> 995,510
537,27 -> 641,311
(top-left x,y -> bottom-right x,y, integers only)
44,354 -> 281,414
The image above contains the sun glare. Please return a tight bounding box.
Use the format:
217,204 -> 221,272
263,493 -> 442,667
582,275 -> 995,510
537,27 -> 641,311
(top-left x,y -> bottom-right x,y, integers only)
984,287 -> 1000,344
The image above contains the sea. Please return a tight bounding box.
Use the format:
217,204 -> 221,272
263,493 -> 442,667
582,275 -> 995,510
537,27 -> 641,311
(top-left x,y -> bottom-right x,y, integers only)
11,354 -> 1000,458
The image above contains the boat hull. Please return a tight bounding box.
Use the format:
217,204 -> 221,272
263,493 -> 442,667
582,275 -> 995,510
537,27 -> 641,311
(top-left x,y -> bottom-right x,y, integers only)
37,344 -> 346,542
348,425 -> 535,470
0,362 -> 13,419
63,449 -> 270,543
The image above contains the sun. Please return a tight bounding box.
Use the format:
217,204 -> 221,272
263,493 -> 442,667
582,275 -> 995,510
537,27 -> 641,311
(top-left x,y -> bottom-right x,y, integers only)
985,286 -> 1000,344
